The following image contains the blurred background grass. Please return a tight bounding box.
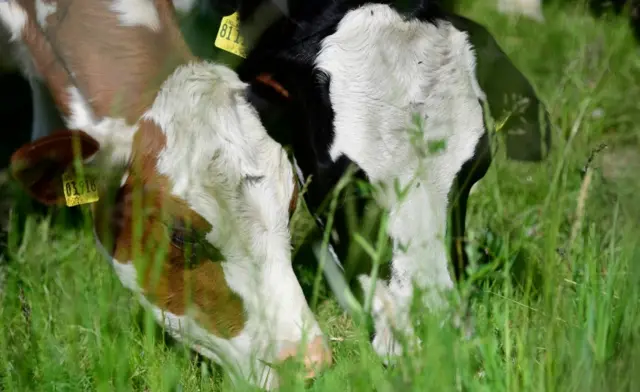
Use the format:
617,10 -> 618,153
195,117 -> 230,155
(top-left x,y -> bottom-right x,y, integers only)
2,0 -> 640,391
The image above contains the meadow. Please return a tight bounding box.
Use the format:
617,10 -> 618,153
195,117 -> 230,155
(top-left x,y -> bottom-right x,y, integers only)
2,1 -> 640,391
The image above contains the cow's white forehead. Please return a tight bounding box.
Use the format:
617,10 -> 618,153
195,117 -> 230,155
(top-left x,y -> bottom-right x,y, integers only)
145,61 -> 259,190
143,61 -> 295,240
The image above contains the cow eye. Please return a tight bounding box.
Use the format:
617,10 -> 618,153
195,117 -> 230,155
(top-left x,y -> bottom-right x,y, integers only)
170,229 -> 189,249
168,218 -> 225,264
170,219 -> 197,249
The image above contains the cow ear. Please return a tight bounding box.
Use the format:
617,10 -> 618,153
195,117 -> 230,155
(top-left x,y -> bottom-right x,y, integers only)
448,14 -> 552,162
10,130 -> 100,206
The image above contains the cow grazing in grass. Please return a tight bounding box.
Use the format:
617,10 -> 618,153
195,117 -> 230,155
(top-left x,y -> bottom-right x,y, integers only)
204,0 -> 551,363
0,0 -> 331,388
1,18 -> 65,143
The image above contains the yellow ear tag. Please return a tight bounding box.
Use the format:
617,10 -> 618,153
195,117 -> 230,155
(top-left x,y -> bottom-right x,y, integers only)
62,169 -> 99,207
215,12 -> 247,58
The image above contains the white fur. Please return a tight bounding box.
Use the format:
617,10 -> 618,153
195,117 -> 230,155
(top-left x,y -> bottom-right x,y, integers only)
316,4 -> 486,360
135,62 -> 324,389
1,3 -> 323,381
497,0 -> 544,22
171,0 -> 198,14
67,87 -> 97,130
358,275 -> 409,361
66,87 -> 135,165
35,0 -> 56,28
109,0 -> 161,31
0,1 -> 27,41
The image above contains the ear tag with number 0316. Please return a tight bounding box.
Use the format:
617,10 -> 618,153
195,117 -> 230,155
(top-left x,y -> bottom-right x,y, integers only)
62,169 -> 99,207
215,12 -> 247,58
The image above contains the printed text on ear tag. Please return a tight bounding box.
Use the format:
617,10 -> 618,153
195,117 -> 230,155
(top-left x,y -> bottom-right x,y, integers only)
62,170 -> 99,207
215,12 -> 247,58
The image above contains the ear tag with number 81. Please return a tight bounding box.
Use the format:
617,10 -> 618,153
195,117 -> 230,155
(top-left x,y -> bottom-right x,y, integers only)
215,12 -> 247,58
62,169 -> 99,207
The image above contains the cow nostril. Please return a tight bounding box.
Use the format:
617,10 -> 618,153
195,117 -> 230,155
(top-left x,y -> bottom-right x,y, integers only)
276,336 -> 333,379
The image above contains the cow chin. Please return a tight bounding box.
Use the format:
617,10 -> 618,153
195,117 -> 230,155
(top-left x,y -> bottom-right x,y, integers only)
95,237 -> 329,390
192,261 -> 330,389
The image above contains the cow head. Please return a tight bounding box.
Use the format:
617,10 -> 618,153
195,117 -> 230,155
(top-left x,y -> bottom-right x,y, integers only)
0,0 -> 330,388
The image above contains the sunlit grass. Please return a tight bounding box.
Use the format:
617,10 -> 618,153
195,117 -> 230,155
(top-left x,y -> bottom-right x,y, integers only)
2,1 -> 640,391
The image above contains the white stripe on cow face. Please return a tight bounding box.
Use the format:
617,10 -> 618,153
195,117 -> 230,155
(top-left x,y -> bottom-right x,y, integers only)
316,3 -> 486,362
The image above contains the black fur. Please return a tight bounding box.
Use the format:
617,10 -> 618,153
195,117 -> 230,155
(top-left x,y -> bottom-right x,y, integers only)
207,0 -> 549,289
232,0 -> 451,287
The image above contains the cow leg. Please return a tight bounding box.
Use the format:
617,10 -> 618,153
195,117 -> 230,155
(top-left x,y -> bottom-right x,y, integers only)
359,179 -> 455,363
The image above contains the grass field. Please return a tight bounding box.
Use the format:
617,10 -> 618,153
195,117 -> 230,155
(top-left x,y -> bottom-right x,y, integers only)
2,1 -> 640,391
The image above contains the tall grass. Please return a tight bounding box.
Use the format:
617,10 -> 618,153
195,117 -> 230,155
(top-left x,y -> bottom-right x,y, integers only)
2,1 -> 640,391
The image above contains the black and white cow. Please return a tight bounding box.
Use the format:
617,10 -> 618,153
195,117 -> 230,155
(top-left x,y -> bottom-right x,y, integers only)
205,0 -> 551,362
1,0 -> 550,371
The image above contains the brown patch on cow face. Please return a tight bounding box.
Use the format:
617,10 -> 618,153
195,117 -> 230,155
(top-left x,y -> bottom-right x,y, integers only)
93,119 -> 246,338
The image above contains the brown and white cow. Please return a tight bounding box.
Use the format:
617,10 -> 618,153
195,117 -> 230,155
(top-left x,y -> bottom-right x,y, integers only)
0,0 -> 330,388
0,0 -> 206,146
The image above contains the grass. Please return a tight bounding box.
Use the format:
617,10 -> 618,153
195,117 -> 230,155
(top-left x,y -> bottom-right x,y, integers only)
2,1 -> 640,391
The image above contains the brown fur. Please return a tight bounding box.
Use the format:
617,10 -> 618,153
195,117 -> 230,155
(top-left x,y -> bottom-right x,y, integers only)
9,0 -> 247,338
93,119 -> 246,338
17,0 -> 194,123
8,0 -> 302,341
13,1 -> 73,117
